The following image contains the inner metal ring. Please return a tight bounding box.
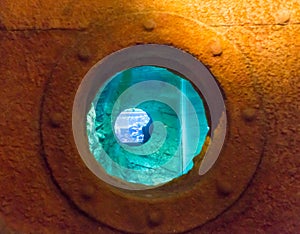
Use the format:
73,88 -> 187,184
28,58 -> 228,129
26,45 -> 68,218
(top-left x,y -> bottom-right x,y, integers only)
72,44 -> 226,190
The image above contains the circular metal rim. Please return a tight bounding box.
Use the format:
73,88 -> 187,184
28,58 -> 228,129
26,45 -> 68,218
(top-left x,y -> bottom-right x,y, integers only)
41,12 -> 265,233
72,44 -> 226,190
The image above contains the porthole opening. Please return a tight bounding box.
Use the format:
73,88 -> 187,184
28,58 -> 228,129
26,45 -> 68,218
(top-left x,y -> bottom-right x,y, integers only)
72,44 -> 227,190
86,66 -> 210,186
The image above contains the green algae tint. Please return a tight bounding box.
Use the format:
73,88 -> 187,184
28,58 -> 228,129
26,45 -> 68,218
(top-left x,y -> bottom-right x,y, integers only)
87,66 -> 209,186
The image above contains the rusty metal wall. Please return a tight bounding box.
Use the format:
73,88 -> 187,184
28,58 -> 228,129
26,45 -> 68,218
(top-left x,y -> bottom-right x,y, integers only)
0,0 -> 299,233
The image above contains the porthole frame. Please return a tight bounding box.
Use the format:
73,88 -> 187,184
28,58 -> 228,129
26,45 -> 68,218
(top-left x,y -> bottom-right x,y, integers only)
40,13 -> 265,233
72,44 -> 225,190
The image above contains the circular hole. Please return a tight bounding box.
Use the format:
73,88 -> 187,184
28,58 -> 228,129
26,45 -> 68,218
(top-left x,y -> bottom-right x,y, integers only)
72,44 -> 227,190
87,66 -> 209,186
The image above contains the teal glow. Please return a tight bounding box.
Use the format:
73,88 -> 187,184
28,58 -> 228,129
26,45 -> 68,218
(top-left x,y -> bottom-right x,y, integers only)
87,66 -> 209,186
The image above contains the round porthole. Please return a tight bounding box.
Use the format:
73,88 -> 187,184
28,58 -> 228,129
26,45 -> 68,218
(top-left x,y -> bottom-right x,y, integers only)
72,44 -> 226,190
42,17 -> 265,232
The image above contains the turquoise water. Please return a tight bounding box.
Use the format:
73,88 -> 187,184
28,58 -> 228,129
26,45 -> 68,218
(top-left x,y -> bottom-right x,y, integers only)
87,66 -> 209,186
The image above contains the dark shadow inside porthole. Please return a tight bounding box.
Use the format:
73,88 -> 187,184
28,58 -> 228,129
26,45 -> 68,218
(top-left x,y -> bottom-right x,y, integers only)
87,65 -> 210,187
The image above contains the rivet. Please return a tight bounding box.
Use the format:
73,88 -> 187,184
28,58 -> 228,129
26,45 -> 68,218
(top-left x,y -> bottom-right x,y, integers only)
210,39 -> 223,56
77,47 -> 91,62
49,112 -> 63,128
242,108 -> 256,122
147,210 -> 163,227
275,9 -> 290,25
143,19 -> 156,32
216,179 -> 233,196
81,185 -> 95,200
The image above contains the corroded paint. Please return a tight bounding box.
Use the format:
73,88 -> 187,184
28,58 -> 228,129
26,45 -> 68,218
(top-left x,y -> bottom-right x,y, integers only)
0,0 -> 299,233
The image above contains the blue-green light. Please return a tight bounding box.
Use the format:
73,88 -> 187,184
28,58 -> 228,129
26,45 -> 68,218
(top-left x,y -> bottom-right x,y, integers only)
87,66 -> 209,186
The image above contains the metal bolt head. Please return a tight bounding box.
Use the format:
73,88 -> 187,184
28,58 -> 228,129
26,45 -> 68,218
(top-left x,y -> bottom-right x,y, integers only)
242,108 -> 256,122
143,19 -> 156,32
210,39 -> 223,56
147,210 -> 163,227
275,9 -> 290,25
81,185 -> 95,200
77,47 -> 91,62
49,112 -> 63,128
216,179 -> 233,196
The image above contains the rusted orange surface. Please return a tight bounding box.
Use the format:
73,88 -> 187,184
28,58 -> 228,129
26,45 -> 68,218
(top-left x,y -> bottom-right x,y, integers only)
0,0 -> 299,233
